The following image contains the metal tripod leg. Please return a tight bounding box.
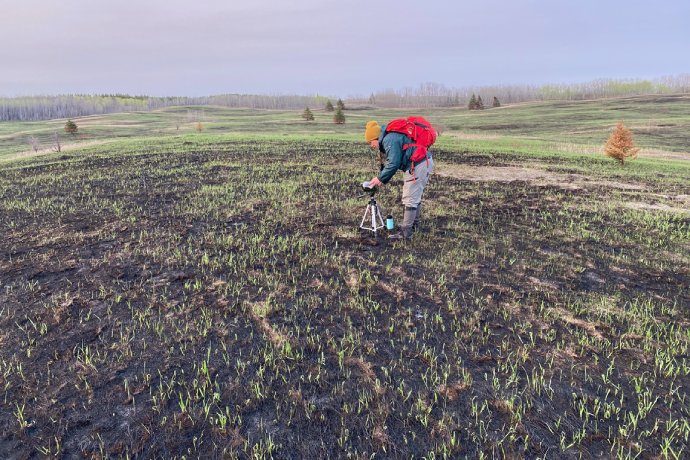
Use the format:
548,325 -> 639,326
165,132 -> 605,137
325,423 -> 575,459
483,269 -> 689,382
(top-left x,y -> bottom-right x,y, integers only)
360,198 -> 385,234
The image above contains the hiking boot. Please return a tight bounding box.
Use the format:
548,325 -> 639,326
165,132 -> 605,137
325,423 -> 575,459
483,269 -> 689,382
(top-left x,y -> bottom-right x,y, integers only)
412,201 -> 423,232
387,231 -> 410,240
388,206 -> 417,240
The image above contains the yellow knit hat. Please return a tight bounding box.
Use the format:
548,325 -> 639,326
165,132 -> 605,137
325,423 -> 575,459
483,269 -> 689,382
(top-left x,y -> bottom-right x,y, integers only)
364,120 -> 381,142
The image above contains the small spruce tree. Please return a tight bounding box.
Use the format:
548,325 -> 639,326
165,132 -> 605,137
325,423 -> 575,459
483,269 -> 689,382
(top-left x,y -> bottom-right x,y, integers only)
302,107 -> 315,121
492,96 -> 501,108
325,100 -> 334,112
64,119 -> 78,135
604,122 -> 640,166
477,95 -> 485,110
333,107 -> 345,124
468,94 -> 477,110
336,98 -> 345,110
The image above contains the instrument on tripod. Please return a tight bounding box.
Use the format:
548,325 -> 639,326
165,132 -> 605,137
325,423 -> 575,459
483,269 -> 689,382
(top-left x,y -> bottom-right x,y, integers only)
359,181 -> 385,235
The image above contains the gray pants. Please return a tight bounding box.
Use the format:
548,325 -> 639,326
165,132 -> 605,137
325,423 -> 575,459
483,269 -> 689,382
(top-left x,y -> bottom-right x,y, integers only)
402,157 -> 434,208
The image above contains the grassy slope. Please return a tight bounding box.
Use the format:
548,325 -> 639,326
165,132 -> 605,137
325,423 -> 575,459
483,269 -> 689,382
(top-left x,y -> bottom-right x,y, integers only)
2,94 -> 690,160
441,94 -> 690,151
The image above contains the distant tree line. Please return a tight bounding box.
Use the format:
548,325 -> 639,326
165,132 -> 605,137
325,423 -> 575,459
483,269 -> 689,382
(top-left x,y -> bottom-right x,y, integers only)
2,75 -> 689,121
352,75 -> 690,108
0,94 -> 336,122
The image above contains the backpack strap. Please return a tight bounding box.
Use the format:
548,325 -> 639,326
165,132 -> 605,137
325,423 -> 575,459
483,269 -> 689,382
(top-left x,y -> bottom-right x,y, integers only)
378,132 -> 388,154
404,145 -> 431,183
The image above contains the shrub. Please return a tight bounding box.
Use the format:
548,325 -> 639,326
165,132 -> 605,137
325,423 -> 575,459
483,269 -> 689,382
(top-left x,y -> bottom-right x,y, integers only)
28,135 -> 40,152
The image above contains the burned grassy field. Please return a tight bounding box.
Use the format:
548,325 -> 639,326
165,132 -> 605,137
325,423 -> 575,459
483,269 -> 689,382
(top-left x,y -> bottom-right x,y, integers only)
1,136 -> 689,458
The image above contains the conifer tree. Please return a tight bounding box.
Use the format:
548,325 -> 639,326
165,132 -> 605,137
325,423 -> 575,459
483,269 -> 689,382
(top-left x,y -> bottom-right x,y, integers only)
336,98 -> 345,110
302,107 -> 315,121
64,119 -> 78,135
468,94 -> 477,110
492,97 -> 501,108
604,122 -> 640,166
333,107 -> 345,124
325,100 -> 334,112
477,95 -> 485,110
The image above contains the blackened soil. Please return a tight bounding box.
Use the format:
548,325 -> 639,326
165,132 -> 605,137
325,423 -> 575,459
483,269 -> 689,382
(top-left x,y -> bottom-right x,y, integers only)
0,139 -> 688,458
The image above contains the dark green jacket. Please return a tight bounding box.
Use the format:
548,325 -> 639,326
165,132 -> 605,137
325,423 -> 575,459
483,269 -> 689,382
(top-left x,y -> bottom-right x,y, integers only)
377,124 -> 430,183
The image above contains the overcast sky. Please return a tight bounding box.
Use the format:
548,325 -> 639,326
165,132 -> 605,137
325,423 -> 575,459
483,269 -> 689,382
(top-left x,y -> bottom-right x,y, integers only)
1,0 -> 689,97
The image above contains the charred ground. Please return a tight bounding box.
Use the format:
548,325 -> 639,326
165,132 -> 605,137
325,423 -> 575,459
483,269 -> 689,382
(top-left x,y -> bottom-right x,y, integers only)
0,136 -> 689,458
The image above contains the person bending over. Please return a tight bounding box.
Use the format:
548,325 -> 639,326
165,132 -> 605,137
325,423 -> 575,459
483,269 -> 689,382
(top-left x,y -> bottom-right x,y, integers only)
364,119 -> 434,240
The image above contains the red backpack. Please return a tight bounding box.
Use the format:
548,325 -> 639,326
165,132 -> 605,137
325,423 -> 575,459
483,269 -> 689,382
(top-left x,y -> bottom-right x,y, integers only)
384,116 -> 437,164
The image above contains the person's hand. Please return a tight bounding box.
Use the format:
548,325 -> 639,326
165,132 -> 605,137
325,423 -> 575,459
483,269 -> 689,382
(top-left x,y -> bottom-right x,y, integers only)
369,176 -> 382,187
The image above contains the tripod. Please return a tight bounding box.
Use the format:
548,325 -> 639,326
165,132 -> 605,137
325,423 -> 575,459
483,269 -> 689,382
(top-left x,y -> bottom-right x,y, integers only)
360,196 -> 385,235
